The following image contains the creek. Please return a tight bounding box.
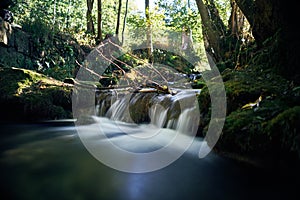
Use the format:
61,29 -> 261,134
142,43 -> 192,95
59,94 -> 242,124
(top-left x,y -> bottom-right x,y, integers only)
0,89 -> 298,200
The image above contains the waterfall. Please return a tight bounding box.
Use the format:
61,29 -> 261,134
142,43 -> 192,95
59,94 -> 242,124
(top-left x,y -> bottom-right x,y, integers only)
175,108 -> 199,135
149,104 -> 168,128
107,98 -> 130,122
95,89 -> 200,134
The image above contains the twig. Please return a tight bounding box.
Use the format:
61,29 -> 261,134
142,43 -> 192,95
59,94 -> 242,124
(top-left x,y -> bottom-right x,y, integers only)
75,60 -> 105,79
107,40 -> 169,83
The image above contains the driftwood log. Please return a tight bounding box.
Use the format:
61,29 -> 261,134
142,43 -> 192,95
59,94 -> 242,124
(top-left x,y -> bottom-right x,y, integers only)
65,78 -> 174,94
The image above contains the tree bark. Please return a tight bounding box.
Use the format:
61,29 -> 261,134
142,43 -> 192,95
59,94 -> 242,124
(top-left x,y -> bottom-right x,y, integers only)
145,0 -> 153,61
122,0 -> 129,44
97,0 -> 102,41
86,0 -> 95,34
115,0 -> 122,36
234,0 -> 299,80
227,0 -> 246,53
195,0 -> 223,61
207,0 -> 226,35
234,0 -> 280,46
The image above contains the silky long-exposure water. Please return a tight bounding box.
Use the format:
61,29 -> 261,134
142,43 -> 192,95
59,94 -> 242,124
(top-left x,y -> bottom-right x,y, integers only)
0,120 -> 299,200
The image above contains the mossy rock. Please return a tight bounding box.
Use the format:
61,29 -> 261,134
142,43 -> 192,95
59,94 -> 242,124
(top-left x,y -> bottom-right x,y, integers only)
197,65 -> 300,165
265,106 -> 300,156
215,104 -> 300,162
0,66 -> 73,121
222,68 -> 290,114
218,109 -> 275,154
128,93 -> 157,123
197,67 -> 292,133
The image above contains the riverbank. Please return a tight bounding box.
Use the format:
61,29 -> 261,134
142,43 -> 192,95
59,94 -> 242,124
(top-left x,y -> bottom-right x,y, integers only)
198,66 -> 300,169
0,66 -> 73,121
1,66 -> 299,169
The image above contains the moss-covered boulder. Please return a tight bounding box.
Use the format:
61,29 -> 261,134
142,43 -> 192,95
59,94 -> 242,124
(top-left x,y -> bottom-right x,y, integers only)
198,66 -> 300,164
0,66 -> 73,121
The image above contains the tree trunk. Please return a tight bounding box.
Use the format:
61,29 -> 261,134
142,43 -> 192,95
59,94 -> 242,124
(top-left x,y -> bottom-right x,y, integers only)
234,0 -> 299,81
207,0 -> 226,35
234,0 -> 280,46
184,1 -> 194,52
86,0 -> 95,34
97,0 -> 102,41
228,0 -> 238,38
181,27 -> 194,52
227,0 -> 246,53
145,0 -> 153,61
122,0 -> 129,44
195,0 -> 223,62
115,0 -> 122,36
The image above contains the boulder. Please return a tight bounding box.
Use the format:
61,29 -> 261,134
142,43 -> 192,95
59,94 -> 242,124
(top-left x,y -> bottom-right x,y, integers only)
0,66 -> 73,121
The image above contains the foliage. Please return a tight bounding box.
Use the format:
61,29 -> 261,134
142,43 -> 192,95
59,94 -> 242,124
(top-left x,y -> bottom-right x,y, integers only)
7,0 -> 86,80
157,0 -> 199,31
126,1 -> 205,74
7,0 -> 213,80
210,0 -> 231,26
31,30 -> 84,80
127,6 -> 166,43
156,0 -> 204,52
11,0 -> 86,34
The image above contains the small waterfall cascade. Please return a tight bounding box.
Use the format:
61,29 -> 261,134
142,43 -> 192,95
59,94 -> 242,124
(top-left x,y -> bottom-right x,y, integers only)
95,89 -> 200,133
149,104 -> 169,128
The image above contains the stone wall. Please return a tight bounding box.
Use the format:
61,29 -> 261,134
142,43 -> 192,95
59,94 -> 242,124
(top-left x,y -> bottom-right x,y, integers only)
0,17 -> 34,69
0,16 -> 86,78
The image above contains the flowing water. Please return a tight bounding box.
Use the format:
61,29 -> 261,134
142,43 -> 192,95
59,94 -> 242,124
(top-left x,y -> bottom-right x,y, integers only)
0,90 -> 299,200
95,89 -> 200,129
0,121 -> 298,200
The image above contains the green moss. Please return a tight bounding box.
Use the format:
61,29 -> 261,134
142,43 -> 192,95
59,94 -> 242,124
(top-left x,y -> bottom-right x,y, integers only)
222,68 -> 290,114
0,67 -> 72,121
265,106 -> 300,154
216,103 -> 300,160
219,109 -> 267,154
197,65 -> 300,164
0,67 -> 54,96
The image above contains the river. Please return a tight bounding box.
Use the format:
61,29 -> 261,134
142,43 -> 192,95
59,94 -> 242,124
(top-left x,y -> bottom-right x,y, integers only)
0,119 -> 298,200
